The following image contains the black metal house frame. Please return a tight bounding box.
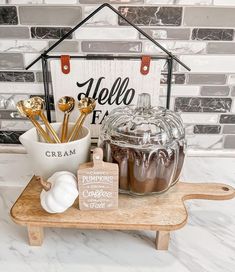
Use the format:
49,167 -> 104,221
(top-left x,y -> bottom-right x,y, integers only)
26,3 -> 190,122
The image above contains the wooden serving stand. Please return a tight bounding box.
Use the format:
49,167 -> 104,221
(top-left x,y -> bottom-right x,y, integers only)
10,176 -> 235,250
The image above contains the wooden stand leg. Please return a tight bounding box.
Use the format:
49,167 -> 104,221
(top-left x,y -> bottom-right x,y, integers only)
27,225 -> 44,246
155,231 -> 170,250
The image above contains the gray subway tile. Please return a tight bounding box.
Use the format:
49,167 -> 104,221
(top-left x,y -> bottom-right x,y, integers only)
0,94 -> 29,110
0,27 -> 29,39
118,6 -> 182,26
49,41 -> 79,52
19,6 -> 82,26
36,71 -> 51,82
0,53 -> 24,69
161,74 -> 185,84
224,135 -> 235,148
0,131 -> 24,144
140,28 -> 190,40
184,7 -> 235,27
31,27 -> 72,40
175,97 -> 232,112
223,125 -> 235,134
220,114 -> 235,123
0,110 -> 26,120
0,6 -> 18,25
207,42 -> 235,54
187,74 -> 227,85
192,28 -> 233,41
0,71 -> 34,82
81,41 -> 142,53
194,125 -> 221,134
200,86 -> 230,96
231,87 -> 235,97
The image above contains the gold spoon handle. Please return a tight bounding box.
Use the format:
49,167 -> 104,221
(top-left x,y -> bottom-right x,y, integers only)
40,112 -> 61,143
61,112 -> 69,143
29,117 -> 53,143
67,113 -> 86,142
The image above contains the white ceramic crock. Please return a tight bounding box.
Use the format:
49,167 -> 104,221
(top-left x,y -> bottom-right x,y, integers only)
19,122 -> 90,179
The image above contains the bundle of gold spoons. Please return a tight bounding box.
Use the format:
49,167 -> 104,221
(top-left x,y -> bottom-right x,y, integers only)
17,96 -> 95,144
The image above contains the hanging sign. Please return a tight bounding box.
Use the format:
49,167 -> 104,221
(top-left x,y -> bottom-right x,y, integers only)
50,58 -> 163,139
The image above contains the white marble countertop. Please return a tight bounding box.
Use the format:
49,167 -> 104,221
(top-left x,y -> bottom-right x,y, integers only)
0,154 -> 235,272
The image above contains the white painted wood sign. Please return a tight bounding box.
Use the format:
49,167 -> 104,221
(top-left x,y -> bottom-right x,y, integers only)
77,148 -> 119,211
50,58 -> 163,139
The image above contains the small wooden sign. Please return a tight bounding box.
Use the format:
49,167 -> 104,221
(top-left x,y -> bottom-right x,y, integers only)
77,148 -> 119,210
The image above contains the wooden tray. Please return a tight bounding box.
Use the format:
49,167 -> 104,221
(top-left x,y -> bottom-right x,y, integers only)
10,176 -> 235,250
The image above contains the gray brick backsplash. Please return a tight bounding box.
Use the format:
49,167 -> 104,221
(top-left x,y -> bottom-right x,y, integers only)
49,41 -> 79,52
192,29 -> 233,41
140,28 -> 190,40
1,2 -> 235,151
0,27 -> 29,39
143,41 -> 206,55
223,125 -> 235,134
0,71 -> 34,82
187,74 -> 227,85
0,110 -> 26,120
36,71 -> 51,83
0,131 -> 24,144
118,6 -> 182,26
224,135 -> 235,148
175,97 -> 232,112
0,6 -> 18,25
84,6 -> 117,26
19,6 -> 82,26
31,27 -> 72,40
0,94 -> 29,110
81,41 -> 142,53
0,53 -> 24,70
194,125 -> 221,134
161,74 -> 185,84
231,87 -> 235,97
184,7 -> 235,27
187,134 -> 223,149
200,86 -> 230,96
207,43 -> 235,54
220,114 -> 235,124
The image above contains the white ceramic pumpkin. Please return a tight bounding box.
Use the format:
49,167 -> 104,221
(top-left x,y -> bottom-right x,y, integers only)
39,171 -> 79,213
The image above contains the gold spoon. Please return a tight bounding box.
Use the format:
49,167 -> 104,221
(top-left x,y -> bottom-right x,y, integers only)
67,97 -> 96,142
58,96 -> 75,143
23,97 -> 61,143
16,101 -> 53,143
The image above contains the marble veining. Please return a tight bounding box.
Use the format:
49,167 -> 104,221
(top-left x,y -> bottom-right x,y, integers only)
220,114 -> 235,124
175,97 -> 232,113
0,156 -> 235,271
31,27 -> 72,39
0,71 -> 34,82
194,125 -> 221,134
192,28 -> 233,41
0,6 -> 18,25
0,131 -> 24,144
0,94 -> 29,110
118,6 -> 182,26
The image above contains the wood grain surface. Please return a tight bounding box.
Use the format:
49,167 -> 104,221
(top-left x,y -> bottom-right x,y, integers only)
10,176 -> 235,232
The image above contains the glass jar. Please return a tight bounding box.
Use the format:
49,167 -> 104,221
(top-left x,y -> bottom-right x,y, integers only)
98,93 -> 186,195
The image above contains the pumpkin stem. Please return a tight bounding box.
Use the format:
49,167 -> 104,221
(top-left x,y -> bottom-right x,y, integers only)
36,176 -> 51,191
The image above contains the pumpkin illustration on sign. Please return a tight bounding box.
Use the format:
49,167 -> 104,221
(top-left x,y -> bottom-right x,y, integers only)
77,148 -> 119,210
